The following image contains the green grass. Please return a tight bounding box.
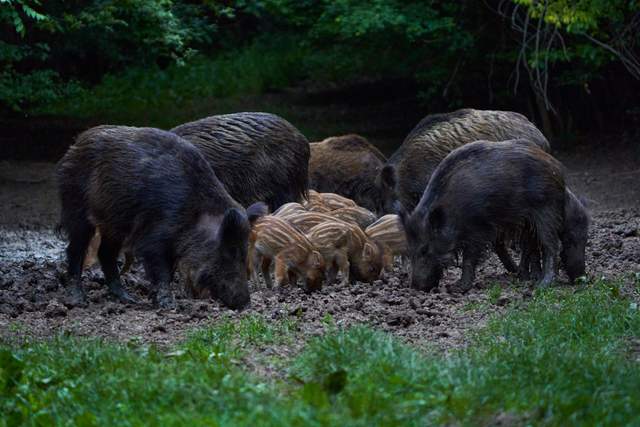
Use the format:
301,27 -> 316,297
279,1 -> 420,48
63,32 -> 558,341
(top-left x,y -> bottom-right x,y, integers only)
2,281 -> 639,426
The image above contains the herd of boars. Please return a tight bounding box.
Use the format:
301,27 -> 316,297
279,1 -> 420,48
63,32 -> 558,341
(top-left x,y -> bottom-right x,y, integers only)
56,109 -> 590,310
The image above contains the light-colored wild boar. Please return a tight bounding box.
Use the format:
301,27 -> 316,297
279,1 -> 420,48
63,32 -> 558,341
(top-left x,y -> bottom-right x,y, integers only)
307,220 -> 384,285
272,202 -> 307,218
376,109 -> 550,214
331,206 -> 377,230
280,211 -> 337,234
309,134 -> 387,211
365,214 -> 408,271
304,190 -> 357,212
248,215 -> 326,292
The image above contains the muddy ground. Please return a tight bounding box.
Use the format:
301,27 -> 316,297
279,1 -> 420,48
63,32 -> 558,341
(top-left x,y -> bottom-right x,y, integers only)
1,137 -> 639,353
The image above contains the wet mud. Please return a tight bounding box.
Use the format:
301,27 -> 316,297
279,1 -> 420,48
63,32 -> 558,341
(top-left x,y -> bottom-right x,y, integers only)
1,140 -> 639,350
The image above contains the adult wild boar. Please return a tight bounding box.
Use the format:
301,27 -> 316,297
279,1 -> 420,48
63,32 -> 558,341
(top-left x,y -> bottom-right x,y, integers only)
399,139 -> 588,293
171,112 -> 309,210
309,134 -> 386,212
56,126 -> 266,309
377,109 -> 550,214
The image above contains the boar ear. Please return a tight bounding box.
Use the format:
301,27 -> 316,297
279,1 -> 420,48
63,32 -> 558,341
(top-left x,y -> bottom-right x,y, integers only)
218,208 -> 250,250
246,202 -> 269,225
379,165 -> 396,190
427,207 -> 446,231
363,242 -> 376,259
310,250 -> 323,268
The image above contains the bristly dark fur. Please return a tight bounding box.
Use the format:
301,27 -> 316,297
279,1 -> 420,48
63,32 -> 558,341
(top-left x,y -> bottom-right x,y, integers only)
309,134 -> 387,212
171,112 -> 310,211
402,139 -> 581,292
56,125 -> 254,309
379,109 -> 551,213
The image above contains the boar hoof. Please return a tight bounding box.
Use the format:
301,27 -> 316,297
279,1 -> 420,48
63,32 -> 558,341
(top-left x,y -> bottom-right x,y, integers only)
108,281 -> 139,305
65,282 -> 88,307
448,280 -> 472,295
154,288 -> 176,310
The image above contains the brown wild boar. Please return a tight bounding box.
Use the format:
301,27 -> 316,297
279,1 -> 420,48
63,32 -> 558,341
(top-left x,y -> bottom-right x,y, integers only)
331,206 -> 378,230
309,134 -> 386,211
272,202 -> 307,218
399,139 -> 588,293
304,190 -> 357,212
307,220 -> 384,285
365,214 -> 408,271
280,211 -> 337,234
377,109 -> 550,215
56,125 -> 267,309
248,216 -> 325,292
171,112 -> 309,211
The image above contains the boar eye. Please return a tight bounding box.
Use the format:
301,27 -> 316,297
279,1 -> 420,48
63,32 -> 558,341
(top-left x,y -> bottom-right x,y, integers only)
420,245 -> 429,256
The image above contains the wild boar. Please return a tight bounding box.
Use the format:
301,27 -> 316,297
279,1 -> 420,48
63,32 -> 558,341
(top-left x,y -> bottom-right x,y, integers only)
307,220 -> 384,285
272,202 -> 307,218
377,109 -> 550,215
56,125 -> 266,309
365,214 -> 408,271
399,139 -> 585,293
248,215 -> 325,292
331,206 -> 378,230
304,190 -> 357,212
309,134 -> 386,211
280,211 -> 337,234
171,112 -> 309,211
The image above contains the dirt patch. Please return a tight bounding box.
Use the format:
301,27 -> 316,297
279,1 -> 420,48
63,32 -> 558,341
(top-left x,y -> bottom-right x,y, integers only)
1,140 -> 639,350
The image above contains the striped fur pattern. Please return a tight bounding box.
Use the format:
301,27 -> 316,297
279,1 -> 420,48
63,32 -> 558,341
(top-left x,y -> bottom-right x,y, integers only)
304,189 -> 357,211
307,220 -> 384,284
379,109 -> 551,213
171,112 -> 310,210
281,211 -> 338,234
272,202 -> 307,218
309,134 -> 386,211
331,206 -> 377,230
249,215 -> 325,292
365,214 -> 408,270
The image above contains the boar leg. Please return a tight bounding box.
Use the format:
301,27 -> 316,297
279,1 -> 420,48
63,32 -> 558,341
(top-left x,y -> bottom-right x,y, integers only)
529,247 -> 542,281
140,246 -> 176,309
335,252 -> 350,286
495,239 -> 518,274
450,249 -> 480,294
120,251 -> 135,275
274,256 -> 289,287
326,261 -> 338,285
64,221 -> 96,307
97,235 -> 139,305
538,245 -> 558,287
261,257 -> 273,288
518,235 -> 542,281
287,270 -> 298,287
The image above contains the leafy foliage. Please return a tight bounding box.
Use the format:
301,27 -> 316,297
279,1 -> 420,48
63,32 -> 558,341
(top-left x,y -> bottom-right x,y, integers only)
0,0 -> 638,130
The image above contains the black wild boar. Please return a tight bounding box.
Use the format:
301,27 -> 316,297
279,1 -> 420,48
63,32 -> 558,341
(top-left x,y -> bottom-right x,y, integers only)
56,125 -> 266,309
171,112 -> 309,211
399,139 -> 587,293
377,109 -> 550,215
309,134 -> 386,212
